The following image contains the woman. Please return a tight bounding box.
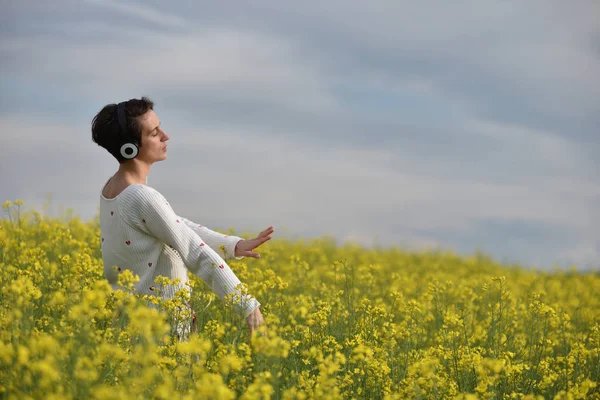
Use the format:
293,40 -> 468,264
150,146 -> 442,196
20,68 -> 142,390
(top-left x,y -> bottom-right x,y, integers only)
91,97 -> 271,340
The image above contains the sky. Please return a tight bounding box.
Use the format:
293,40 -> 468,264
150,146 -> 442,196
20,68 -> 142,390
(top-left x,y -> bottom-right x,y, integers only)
1,0 -> 598,271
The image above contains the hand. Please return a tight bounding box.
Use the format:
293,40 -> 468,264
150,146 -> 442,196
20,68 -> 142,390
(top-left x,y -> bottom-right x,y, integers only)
247,307 -> 267,335
234,226 -> 274,258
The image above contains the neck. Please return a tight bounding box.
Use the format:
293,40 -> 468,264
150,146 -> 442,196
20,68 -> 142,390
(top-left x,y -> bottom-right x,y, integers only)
116,159 -> 152,184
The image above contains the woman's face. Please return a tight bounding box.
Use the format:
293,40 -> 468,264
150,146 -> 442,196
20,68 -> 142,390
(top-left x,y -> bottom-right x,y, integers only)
136,110 -> 170,163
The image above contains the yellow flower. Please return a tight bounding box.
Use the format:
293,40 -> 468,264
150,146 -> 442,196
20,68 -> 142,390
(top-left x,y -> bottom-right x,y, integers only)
17,345 -> 30,365
1,203 -> 599,398
219,353 -> 243,375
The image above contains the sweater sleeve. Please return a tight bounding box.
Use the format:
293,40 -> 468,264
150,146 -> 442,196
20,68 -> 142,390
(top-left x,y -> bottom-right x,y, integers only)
178,217 -> 244,261
120,185 -> 260,317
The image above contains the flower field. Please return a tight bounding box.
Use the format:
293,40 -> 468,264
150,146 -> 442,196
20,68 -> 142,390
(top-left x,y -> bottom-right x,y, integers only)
1,200 -> 599,399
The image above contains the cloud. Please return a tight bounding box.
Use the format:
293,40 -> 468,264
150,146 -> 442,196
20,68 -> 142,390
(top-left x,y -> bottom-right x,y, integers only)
83,0 -> 189,29
0,24 -> 339,116
4,113 -> 596,270
221,1 -> 600,144
554,243 -> 600,270
1,0 -> 598,270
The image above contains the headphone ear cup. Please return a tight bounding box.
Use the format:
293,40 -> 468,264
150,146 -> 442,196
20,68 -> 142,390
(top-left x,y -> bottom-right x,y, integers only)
120,142 -> 139,159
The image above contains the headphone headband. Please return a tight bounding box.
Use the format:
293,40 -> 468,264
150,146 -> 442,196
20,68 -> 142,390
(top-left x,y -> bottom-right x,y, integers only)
115,101 -> 140,160
117,102 -> 129,136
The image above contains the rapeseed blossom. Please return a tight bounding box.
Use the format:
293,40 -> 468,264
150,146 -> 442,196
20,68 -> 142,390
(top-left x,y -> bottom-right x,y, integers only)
0,200 -> 599,398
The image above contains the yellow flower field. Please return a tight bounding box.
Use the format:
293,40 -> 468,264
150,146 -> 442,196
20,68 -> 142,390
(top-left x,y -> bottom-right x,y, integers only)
1,200 -> 599,399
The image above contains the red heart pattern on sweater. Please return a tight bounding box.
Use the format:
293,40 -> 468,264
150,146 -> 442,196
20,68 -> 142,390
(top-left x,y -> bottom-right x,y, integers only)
200,243 -> 205,246
126,241 -> 131,245
219,264 -> 224,269
176,219 -> 180,223
148,262 -> 152,267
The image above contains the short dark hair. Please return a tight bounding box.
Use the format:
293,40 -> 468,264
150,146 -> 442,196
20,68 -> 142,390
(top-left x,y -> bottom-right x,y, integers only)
91,97 -> 155,163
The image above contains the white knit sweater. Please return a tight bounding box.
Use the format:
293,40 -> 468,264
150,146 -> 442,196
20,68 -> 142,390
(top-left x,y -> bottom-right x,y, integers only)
99,180 -> 260,325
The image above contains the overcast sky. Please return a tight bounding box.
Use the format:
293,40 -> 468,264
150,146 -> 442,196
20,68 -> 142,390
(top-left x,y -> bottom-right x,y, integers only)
1,0 -> 598,270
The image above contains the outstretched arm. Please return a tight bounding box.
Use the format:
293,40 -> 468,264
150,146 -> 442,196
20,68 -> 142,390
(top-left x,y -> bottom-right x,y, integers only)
178,217 -> 244,260
122,186 -> 260,318
179,217 -> 274,260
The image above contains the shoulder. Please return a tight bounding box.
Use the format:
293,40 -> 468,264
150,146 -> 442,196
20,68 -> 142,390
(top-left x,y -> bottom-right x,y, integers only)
119,184 -> 169,207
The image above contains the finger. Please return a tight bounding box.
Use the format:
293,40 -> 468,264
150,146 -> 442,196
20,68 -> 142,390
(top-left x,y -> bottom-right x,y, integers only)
250,236 -> 271,247
260,227 -> 274,236
250,237 -> 270,248
257,231 -> 269,239
241,249 -> 261,258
